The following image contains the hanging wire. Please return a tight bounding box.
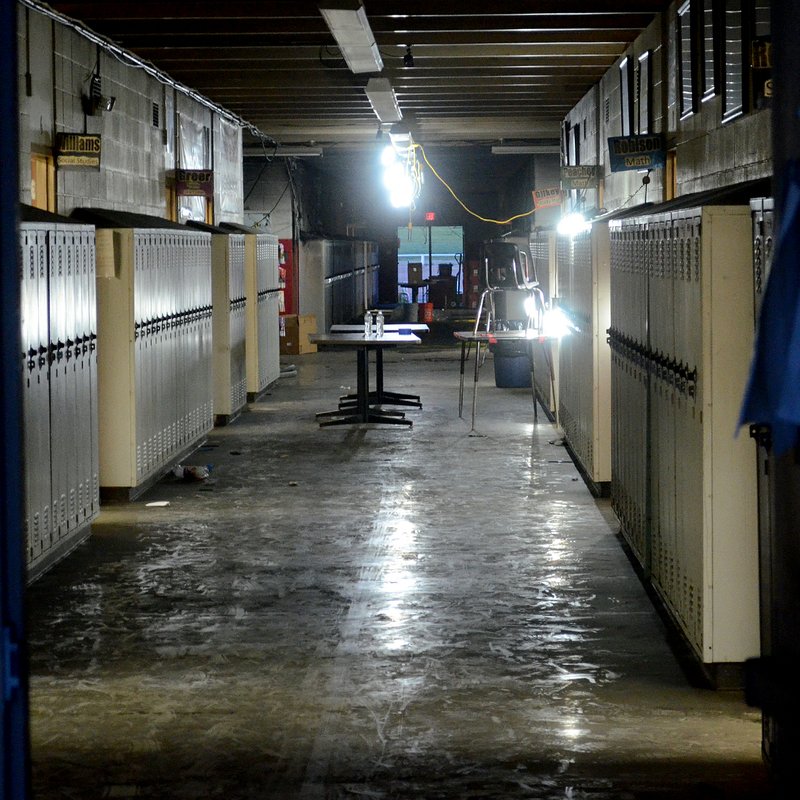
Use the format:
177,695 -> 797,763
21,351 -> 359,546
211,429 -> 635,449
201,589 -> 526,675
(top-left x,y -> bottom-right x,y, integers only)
415,145 -> 537,225
20,0 -> 276,145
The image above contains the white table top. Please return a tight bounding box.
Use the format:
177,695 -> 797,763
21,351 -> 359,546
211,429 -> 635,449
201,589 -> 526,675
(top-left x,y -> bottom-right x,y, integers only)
309,331 -> 421,346
330,323 -> 429,333
454,329 -> 551,342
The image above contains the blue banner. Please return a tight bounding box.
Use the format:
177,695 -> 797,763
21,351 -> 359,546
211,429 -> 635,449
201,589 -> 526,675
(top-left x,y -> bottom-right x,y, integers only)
607,134 -> 666,172
740,162 -> 800,454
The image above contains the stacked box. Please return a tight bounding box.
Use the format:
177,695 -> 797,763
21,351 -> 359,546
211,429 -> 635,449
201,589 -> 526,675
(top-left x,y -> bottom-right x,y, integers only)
280,314 -> 317,354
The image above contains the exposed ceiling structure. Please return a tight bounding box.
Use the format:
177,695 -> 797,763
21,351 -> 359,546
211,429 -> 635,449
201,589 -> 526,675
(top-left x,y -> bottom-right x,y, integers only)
44,1 -> 669,149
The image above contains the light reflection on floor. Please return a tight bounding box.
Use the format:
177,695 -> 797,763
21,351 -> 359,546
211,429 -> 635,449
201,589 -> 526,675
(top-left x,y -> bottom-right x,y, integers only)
27,349 -> 768,799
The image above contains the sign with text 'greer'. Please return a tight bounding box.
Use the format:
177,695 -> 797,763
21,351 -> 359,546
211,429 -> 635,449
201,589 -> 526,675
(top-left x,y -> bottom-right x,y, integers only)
607,134 -> 666,172
55,133 -> 101,169
175,169 -> 214,197
561,165 -> 600,191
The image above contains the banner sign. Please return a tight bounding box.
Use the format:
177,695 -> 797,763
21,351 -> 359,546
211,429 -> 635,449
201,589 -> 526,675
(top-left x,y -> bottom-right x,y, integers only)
607,134 -> 666,172
175,169 -> 214,197
55,133 -> 101,169
532,187 -> 563,209
561,165 -> 601,190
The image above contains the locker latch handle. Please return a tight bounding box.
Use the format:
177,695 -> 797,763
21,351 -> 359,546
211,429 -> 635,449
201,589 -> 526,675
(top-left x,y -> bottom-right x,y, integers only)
749,423 -> 772,449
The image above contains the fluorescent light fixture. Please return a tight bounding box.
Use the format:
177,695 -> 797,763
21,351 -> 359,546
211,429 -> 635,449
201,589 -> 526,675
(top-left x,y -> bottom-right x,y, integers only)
243,145 -> 323,157
319,1 -> 384,74
491,144 -> 561,154
365,77 -> 402,123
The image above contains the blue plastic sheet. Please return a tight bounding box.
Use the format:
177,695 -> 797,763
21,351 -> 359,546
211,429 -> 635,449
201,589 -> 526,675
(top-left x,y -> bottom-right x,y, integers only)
740,163 -> 800,453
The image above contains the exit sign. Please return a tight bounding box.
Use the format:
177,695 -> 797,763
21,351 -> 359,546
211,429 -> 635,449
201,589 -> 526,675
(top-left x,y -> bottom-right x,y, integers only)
425,211 -> 436,222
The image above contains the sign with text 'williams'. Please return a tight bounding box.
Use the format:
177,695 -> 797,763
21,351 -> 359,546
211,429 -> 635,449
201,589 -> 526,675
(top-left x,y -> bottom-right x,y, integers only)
55,133 -> 101,169
607,134 -> 666,172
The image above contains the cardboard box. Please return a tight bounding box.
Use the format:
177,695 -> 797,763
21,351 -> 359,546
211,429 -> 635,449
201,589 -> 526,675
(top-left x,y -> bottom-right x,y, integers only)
280,314 -> 317,355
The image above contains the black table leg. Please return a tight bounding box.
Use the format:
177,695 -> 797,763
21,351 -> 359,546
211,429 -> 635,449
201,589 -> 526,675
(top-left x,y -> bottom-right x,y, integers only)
458,340 -> 467,418
338,346 -> 422,409
320,346 -> 412,427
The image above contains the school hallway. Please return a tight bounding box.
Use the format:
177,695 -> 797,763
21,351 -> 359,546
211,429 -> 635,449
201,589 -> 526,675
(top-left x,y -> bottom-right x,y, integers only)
26,346 -> 770,799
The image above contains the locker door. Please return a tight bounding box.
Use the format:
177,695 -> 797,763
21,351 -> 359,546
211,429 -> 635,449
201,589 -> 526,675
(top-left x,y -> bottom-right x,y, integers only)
83,228 -> 100,516
49,229 -> 69,544
21,228 -> 51,565
62,230 -> 78,530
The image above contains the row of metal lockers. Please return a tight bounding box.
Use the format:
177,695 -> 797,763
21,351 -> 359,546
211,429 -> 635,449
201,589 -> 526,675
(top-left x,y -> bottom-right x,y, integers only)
533,204 -> 761,669
19,208 -> 281,580
20,218 -> 99,581
299,237 -> 380,330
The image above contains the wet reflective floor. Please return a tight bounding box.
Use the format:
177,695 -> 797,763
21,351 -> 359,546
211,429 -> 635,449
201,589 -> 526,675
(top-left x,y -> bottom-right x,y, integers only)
28,347 -> 771,798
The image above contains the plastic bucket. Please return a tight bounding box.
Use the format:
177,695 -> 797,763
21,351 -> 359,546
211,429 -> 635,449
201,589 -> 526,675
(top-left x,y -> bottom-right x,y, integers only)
419,302 -> 434,323
493,354 -> 531,388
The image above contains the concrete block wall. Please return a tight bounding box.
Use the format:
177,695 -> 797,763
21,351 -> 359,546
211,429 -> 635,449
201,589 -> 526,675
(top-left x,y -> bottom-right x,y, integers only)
562,3 -> 770,214
243,159 -> 293,238
17,4 -> 244,222
663,2 -> 771,195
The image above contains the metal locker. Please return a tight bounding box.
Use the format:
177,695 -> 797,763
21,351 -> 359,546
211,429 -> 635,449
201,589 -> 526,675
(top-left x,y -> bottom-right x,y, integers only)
20,226 -> 51,565
529,230 -> 559,417
205,227 -> 246,422
609,204 -> 758,671
49,229 -> 69,542
556,221 -> 612,490
20,214 -> 99,582
82,210 -> 213,496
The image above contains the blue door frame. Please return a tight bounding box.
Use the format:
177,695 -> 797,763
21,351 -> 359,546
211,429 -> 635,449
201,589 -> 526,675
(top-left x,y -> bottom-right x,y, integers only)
1,0 -> 31,797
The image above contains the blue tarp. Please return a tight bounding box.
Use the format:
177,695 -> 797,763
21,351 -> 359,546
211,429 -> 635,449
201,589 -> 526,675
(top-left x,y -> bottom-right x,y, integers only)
740,163 -> 800,454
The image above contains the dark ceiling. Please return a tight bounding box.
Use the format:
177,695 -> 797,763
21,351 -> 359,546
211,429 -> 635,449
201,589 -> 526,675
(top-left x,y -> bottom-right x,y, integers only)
45,1 -> 668,148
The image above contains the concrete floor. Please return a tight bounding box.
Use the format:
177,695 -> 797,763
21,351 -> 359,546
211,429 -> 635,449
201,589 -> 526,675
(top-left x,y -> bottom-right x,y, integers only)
27,346 -> 771,799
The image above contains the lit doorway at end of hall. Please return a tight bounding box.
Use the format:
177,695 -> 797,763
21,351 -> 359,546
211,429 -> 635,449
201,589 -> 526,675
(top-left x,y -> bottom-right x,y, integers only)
397,224 -> 464,309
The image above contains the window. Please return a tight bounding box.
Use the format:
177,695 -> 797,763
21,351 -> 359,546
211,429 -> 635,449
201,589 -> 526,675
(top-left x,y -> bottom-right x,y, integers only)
619,56 -> 634,135
573,124 -> 581,165
722,0 -> 744,120
677,1 -> 695,117
701,0 -> 718,99
751,0 -> 772,110
720,0 -> 772,120
637,51 -> 652,134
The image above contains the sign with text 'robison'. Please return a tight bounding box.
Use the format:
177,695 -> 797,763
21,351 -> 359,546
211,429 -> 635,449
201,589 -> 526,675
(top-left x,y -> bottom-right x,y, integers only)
55,133 -> 101,169
607,134 -> 666,172
561,165 -> 601,191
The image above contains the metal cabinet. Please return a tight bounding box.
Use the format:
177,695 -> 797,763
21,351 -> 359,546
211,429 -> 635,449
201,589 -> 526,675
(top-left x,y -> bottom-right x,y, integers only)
210,231 -> 247,422
299,237 -> 380,330
90,220 -> 213,496
609,206 -> 758,671
530,229 -> 559,417
20,213 -> 99,581
556,222 -> 612,490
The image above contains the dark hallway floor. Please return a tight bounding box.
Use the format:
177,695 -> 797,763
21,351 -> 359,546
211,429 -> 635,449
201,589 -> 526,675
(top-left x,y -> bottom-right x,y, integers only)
27,346 -> 771,799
